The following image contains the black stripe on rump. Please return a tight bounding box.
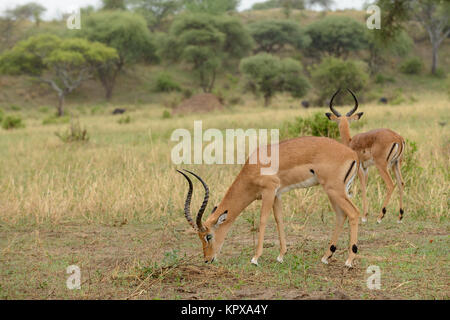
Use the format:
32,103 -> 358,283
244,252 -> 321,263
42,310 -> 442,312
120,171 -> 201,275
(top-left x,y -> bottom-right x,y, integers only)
386,143 -> 397,161
344,160 -> 356,183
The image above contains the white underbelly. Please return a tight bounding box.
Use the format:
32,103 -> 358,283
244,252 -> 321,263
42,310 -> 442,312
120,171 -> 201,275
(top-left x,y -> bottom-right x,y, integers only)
276,176 -> 319,196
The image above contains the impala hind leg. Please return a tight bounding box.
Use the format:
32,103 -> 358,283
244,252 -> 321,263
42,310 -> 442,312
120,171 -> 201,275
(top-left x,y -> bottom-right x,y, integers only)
273,195 -> 287,263
393,160 -> 405,222
251,189 -> 276,266
324,189 -> 360,267
358,167 -> 369,223
375,161 -> 395,223
321,197 -> 347,265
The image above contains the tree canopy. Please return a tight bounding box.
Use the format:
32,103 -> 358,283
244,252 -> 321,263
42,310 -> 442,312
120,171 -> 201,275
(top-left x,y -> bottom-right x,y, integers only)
306,16 -> 368,58
248,20 -> 310,53
0,34 -> 117,115
240,53 -> 310,106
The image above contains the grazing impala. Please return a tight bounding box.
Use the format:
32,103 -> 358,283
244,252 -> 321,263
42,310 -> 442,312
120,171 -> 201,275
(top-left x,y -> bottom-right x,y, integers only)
177,136 -> 362,268
325,89 -> 405,223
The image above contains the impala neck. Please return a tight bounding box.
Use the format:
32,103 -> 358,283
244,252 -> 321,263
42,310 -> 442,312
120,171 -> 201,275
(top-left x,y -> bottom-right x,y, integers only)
338,119 -> 352,146
205,173 -> 256,245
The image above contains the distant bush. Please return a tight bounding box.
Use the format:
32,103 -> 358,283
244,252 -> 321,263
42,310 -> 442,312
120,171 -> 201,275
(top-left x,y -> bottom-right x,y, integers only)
399,57 -> 423,75
2,115 -> 24,130
55,119 -> 89,143
10,105 -> 21,111
162,110 -> 171,119
42,115 -> 70,125
310,57 -> 369,105
117,115 -> 131,124
155,73 -> 181,92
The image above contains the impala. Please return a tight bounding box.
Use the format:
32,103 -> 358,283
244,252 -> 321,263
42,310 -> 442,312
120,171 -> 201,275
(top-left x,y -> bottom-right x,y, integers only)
325,89 -> 405,223
177,136 -> 362,267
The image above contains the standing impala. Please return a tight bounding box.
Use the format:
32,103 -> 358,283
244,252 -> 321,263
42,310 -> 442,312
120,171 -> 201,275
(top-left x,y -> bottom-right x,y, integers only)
178,136 -> 361,267
325,89 -> 405,223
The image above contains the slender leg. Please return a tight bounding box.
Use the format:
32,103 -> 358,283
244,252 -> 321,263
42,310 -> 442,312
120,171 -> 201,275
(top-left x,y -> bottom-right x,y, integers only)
375,161 -> 395,223
321,197 -> 347,265
358,167 -> 369,223
251,189 -> 276,266
323,187 -> 360,267
273,195 -> 287,263
393,160 -> 404,222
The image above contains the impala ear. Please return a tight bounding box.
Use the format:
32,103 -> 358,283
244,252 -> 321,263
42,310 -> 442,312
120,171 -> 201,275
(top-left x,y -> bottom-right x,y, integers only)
214,211 -> 228,228
325,112 -> 332,120
349,112 -> 364,122
356,112 -> 364,119
325,112 -> 338,121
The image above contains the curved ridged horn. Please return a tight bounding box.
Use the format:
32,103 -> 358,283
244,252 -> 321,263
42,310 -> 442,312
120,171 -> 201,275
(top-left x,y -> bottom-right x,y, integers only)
177,170 -> 198,230
346,89 -> 359,116
329,89 -> 341,117
183,169 -> 209,232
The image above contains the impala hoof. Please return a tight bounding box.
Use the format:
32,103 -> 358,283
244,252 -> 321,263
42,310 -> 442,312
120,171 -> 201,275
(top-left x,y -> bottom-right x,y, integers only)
397,220 -> 403,224
277,255 -> 284,263
345,260 -> 353,268
361,217 -> 367,223
377,219 -> 382,224
251,257 -> 259,266
321,257 -> 329,265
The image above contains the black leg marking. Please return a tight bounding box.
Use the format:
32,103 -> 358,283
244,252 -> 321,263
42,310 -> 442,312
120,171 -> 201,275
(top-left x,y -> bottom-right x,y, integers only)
382,207 -> 386,218
330,245 -> 336,252
310,169 -> 315,175
352,244 -> 358,254
400,208 -> 404,215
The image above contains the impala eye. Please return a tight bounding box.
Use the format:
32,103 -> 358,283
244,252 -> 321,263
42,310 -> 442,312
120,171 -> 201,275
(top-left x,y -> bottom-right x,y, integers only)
205,234 -> 212,242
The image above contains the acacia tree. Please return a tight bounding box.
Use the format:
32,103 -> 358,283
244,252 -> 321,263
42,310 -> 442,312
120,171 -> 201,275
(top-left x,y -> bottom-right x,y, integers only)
127,0 -> 181,31
376,0 -> 449,74
240,53 -> 310,106
184,0 -> 240,14
164,13 -> 253,92
306,16 -> 368,58
248,20 -> 310,53
5,2 -> 46,27
82,11 -> 159,100
0,34 -> 117,116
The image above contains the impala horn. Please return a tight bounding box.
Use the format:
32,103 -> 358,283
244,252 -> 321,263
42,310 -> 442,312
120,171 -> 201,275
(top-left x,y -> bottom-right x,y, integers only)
177,169 -> 209,232
329,89 -> 342,117
346,89 -> 359,116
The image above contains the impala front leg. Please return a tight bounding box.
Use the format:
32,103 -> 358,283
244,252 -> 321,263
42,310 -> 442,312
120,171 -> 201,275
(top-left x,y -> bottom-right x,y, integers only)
273,195 -> 286,263
251,189 -> 276,266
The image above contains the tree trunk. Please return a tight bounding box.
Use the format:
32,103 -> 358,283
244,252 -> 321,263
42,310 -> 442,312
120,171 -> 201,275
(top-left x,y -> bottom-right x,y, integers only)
57,94 -> 65,117
431,43 -> 438,74
264,94 -> 271,107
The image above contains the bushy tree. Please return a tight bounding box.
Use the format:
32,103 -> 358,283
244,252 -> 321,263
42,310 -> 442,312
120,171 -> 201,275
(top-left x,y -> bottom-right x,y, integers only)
101,0 -> 127,10
240,53 -> 310,106
164,13 -> 252,92
184,0 -> 240,14
5,2 -> 46,26
248,20 -> 310,53
82,11 -> 159,100
0,34 -> 118,115
127,0 -> 181,31
310,57 -> 369,105
366,30 -> 413,73
376,0 -> 449,74
306,16 -> 368,58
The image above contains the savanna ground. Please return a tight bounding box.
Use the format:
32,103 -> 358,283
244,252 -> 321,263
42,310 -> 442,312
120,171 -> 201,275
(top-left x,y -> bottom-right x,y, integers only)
0,90 -> 448,300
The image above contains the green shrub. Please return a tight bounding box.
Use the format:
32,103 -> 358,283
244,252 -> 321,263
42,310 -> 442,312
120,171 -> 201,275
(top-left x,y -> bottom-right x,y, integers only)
281,112 -> 339,139
310,57 -> 369,105
162,110 -> 171,119
42,115 -> 70,125
155,73 -> 181,92
55,119 -> 89,143
10,105 -> 21,111
403,139 -> 422,178
399,57 -> 423,74
374,74 -> 396,84
2,115 -> 24,130
117,115 -> 131,124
